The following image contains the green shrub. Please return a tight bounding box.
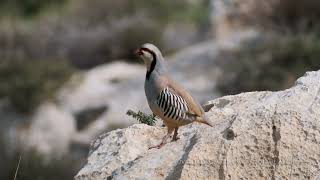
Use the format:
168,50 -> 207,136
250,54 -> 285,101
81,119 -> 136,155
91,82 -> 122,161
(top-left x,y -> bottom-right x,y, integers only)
217,34 -> 320,94
127,109 -> 156,126
0,60 -> 73,113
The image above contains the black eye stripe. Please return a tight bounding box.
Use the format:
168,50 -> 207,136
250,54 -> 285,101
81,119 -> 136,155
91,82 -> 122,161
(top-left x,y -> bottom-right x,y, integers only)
140,48 -> 156,59
142,47 -> 157,80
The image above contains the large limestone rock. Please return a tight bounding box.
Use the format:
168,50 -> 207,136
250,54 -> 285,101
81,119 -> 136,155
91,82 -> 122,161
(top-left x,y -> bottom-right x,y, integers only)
75,70 -> 320,179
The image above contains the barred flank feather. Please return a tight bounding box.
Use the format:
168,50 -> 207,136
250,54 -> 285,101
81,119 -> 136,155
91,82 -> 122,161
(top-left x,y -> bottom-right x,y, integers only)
157,87 -> 188,121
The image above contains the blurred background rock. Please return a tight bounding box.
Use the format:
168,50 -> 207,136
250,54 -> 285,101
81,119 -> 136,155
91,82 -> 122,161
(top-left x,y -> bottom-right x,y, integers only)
0,0 -> 319,179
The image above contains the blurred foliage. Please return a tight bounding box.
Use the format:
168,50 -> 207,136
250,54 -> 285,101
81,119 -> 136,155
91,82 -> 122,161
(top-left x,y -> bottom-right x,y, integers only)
218,0 -> 320,94
0,0 -> 210,69
116,22 -> 164,60
217,34 -> 320,94
0,150 -> 81,180
127,109 -> 156,126
241,0 -> 320,33
66,0 -> 210,67
127,0 -> 210,24
271,0 -> 320,32
0,0 -> 66,17
0,60 -> 73,113
71,0 -> 209,25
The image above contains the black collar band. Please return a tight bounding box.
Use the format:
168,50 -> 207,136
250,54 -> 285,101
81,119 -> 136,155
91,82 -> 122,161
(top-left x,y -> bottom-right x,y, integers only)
141,48 -> 157,80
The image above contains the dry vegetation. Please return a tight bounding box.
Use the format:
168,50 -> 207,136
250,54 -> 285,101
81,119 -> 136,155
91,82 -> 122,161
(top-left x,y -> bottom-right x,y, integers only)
0,0 -> 209,68
218,34 -> 320,94
217,0 -> 320,94
0,60 -> 73,113
228,0 -> 320,32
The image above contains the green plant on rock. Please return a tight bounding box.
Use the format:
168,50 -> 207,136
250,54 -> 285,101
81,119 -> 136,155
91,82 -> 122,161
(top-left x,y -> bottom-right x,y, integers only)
126,109 -> 156,126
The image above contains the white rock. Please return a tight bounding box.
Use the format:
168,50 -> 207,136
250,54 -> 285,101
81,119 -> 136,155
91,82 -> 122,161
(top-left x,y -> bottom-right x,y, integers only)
75,70 -> 320,179
20,102 -> 76,157
58,62 -> 147,144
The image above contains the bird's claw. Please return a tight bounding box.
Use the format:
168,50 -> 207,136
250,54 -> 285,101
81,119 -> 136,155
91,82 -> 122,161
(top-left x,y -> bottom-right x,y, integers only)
148,143 -> 165,149
171,136 -> 180,142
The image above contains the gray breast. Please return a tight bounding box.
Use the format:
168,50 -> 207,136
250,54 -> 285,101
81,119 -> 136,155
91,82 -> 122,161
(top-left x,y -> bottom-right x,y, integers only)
144,79 -> 157,103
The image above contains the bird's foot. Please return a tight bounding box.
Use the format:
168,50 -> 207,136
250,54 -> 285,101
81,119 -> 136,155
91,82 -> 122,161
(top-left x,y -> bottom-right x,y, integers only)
171,136 -> 180,142
148,142 -> 166,149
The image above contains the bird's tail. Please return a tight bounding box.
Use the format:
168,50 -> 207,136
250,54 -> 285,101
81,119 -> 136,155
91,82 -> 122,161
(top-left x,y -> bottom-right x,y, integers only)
196,115 -> 212,127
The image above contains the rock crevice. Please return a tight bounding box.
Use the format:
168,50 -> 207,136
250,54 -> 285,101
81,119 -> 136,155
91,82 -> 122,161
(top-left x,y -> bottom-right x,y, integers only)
165,133 -> 198,180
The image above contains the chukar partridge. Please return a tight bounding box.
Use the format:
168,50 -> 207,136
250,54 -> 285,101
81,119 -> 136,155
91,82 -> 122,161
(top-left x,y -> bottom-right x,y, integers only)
135,43 -> 212,149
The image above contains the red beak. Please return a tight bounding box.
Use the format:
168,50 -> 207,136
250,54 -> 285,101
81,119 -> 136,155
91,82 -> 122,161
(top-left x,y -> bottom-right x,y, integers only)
135,48 -> 143,56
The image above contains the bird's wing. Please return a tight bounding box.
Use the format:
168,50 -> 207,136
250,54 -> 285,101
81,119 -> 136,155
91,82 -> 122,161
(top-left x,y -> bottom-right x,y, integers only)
167,77 -> 204,117
156,87 -> 190,120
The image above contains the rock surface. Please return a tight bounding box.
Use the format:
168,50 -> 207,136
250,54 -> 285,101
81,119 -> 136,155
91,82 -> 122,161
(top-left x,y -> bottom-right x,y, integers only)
75,70 -> 320,179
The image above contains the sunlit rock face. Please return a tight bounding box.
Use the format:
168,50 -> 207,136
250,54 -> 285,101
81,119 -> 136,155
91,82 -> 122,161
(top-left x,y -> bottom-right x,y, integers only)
76,70 -> 320,179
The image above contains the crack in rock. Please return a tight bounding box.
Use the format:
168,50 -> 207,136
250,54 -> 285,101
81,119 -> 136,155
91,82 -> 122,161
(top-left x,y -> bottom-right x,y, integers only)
221,114 -> 237,137
271,107 -> 281,180
308,85 -> 320,113
218,142 -> 230,180
107,155 -> 143,179
218,161 -> 226,180
165,133 -> 198,180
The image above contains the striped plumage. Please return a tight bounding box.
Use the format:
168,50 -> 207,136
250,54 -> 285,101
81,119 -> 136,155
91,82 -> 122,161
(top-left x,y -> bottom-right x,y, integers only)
135,43 -> 212,149
157,87 -> 188,121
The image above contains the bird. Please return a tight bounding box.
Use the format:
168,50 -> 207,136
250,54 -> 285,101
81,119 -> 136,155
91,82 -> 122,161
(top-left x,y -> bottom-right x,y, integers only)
135,43 -> 212,149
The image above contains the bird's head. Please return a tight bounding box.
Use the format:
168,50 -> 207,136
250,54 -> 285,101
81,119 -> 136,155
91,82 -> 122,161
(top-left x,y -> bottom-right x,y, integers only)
135,43 -> 163,71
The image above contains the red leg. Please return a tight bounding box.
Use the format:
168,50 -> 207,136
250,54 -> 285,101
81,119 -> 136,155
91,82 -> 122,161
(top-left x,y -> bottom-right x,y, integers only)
149,128 -> 174,149
172,127 -> 180,142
